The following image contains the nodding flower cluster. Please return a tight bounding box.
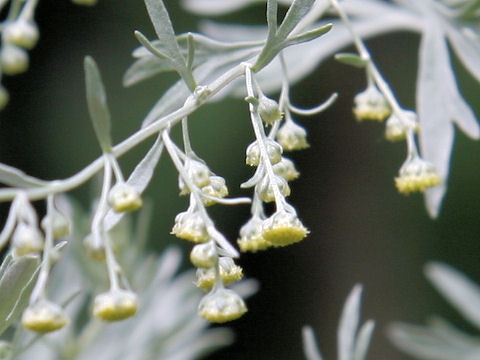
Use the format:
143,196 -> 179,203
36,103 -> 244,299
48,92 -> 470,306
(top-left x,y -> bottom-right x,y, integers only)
353,84 -> 440,194
0,0 -> 98,111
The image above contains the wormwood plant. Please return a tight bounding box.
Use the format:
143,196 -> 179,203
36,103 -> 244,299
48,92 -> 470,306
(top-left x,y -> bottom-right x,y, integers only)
0,0 -> 479,358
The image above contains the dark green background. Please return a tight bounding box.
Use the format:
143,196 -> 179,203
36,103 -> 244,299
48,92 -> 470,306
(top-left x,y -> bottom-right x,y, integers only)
1,1 -> 480,359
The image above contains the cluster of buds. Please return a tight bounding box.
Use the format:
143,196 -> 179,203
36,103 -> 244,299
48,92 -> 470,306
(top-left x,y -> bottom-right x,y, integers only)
352,83 -> 440,195
0,0 -> 99,111
0,0 -> 40,111
162,123 -> 248,322
0,195 -> 73,334
172,184 -> 247,322
240,71 -> 309,253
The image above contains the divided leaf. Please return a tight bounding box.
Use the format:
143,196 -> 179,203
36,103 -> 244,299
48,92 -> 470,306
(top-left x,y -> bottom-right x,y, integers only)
143,0 -> 196,90
84,56 -> 112,153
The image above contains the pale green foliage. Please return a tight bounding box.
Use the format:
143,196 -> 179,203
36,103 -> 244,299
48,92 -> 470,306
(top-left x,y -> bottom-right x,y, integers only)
303,285 -> 375,360
389,262 -> 480,360
186,0 -> 480,217
0,0 -> 480,359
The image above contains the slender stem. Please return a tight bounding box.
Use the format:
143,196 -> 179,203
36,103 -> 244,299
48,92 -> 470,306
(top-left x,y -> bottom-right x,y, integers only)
330,0 -> 411,123
162,130 -> 239,258
30,195 -> 55,303
107,153 -> 125,183
245,66 -> 285,211
0,63 -> 247,202
181,117 -> 194,157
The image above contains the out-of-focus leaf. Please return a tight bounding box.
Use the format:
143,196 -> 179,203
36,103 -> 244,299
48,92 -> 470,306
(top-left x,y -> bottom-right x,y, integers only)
445,21 -> 480,83
353,320 -> 375,360
199,7 -> 420,95
0,255 -> 40,336
388,322 -> 478,360
302,326 -> 324,360
417,18 -> 479,218
425,262 -> 480,330
338,285 -> 362,360
182,0 -> 292,16
0,163 -> 48,187
123,55 -> 176,87
84,56 -> 112,153
125,33 -> 262,87
334,52 -> 367,68
142,47 -> 260,127
104,136 -> 163,231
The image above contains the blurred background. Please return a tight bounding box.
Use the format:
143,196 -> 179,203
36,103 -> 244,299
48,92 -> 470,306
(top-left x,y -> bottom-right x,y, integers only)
1,1 -> 480,359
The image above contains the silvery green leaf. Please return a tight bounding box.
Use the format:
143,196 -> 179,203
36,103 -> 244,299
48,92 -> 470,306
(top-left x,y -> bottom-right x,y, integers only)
201,8 -> 420,95
338,285 -> 362,360
143,0 -> 195,89
425,262 -> 480,330
353,320 -> 375,360
104,135 -> 163,231
0,255 -> 40,336
445,21 -> 480,82
84,56 -> 112,153
126,33 -> 263,87
427,317 -> 480,349
182,0 -> 292,15
388,322 -> 477,360
144,0 -> 184,65
254,0 -> 316,70
123,55 -> 176,87
334,52 -> 368,68
267,0 -> 279,40
302,326 -> 323,360
0,163 -> 48,187
276,0 -> 315,40
417,18 -> 479,218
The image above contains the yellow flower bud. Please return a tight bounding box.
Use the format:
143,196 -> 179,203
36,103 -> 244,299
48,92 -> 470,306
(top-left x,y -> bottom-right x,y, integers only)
41,209 -> 71,239
93,289 -> 138,321
198,288 -> 247,323
12,222 -> 44,257
262,210 -> 309,247
237,216 -> 272,252
0,45 -> 29,76
22,301 -> 69,333
171,210 -> 209,243
190,242 -> 217,268
246,139 -> 283,166
201,176 -> 229,206
395,156 -> 441,194
108,183 -> 143,212
273,157 -> 300,181
276,121 -> 309,151
353,86 -> 391,122
195,257 -> 243,291
257,95 -> 283,125
3,20 -> 39,50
